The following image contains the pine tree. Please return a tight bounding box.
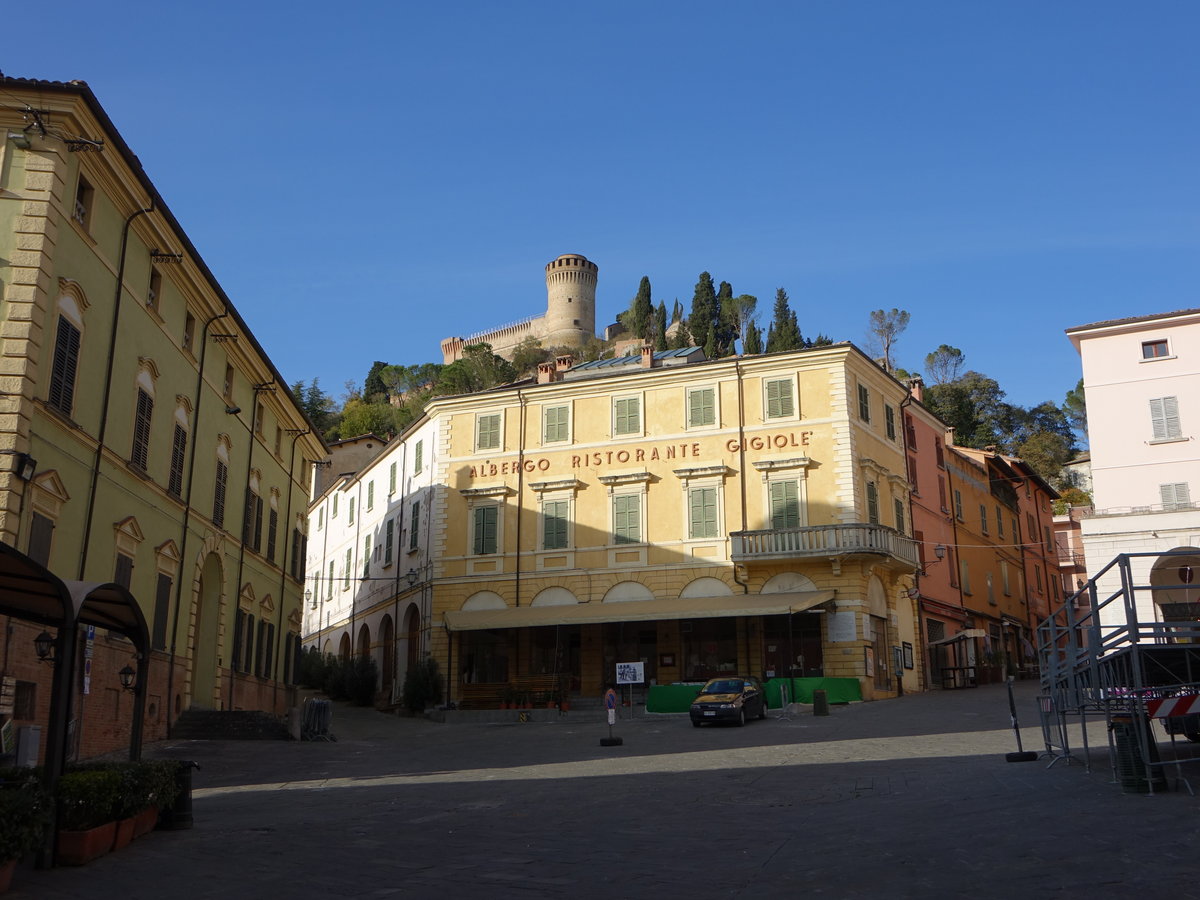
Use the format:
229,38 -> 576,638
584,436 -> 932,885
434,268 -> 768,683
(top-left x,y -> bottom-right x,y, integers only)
688,272 -> 718,351
625,276 -> 654,341
653,302 -> 668,350
744,321 -> 763,354
766,288 -> 801,353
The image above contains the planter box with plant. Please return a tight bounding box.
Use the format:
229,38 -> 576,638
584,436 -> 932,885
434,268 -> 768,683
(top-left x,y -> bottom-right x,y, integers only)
55,768 -> 122,866
0,770 -> 51,891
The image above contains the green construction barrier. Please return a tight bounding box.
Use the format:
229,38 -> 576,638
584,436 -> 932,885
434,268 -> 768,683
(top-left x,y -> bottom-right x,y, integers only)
646,677 -> 862,714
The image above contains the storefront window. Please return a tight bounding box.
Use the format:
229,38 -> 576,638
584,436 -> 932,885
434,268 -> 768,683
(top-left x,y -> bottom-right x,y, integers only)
681,619 -> 737,681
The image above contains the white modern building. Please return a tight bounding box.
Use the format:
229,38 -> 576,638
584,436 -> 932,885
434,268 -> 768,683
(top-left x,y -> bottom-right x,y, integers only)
1066,308 -> 1200,625
305,415 -> 440,701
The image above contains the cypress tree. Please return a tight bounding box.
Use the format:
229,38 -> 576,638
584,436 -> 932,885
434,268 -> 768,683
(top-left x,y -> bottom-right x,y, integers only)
744,321 -> 763,355
689,272 -> 718,350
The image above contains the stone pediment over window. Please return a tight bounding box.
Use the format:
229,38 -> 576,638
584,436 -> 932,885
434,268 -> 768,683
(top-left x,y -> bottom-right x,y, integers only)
113,517 -> 144,557
672,465 -> 732,483
31,470 -> 70,518
260,594 -> 275,615
598,472 -> 653,488
529,478 -> 584,493
288,608 -> 303,629
239,582 -> 256,609
751,457 -> 813,475
460,485 -> 515,500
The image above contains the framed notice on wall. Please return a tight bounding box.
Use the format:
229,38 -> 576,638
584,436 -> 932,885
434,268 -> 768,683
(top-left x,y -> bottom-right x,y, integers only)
902,642 -> 914,670
827,611 -> 857,643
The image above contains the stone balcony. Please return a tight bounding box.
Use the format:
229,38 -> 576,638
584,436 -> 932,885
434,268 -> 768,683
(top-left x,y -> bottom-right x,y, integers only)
730,523 -> 920,572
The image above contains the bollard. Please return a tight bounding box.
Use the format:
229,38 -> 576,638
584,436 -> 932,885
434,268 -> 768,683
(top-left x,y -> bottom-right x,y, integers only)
162,760 -> 200,830
813,689 -> 830,717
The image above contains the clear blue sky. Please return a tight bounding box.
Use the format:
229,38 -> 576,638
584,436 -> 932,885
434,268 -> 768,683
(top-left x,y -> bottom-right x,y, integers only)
5,2 -> 1196,415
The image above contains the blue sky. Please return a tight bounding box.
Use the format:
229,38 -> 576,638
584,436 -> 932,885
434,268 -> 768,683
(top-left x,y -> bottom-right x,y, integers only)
5,2 -> 1196,416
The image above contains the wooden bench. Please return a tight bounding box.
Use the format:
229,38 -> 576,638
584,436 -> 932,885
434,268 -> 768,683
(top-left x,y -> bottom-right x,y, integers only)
458,682 -> 508,710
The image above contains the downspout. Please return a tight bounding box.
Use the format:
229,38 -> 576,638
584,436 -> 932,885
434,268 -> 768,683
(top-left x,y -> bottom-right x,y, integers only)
732,361 -> 749,594
271,427 -> 309,713
77,200 -> 155,579
390,441 -> 408,704
227,382 -> 273,709
166,305 -> 230,732
514,391 -> 527,605
349,467 -> 363,657
899,392 -> 923,684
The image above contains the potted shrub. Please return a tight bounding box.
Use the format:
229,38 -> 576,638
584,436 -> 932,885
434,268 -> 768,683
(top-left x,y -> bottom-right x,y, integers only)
0,777 -> 50,892
131,761 -> 179,839
55,768 -> 121,866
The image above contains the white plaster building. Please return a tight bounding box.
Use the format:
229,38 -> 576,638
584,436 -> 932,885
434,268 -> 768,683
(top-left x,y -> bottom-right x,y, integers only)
305,415 -> 440,701
1066,308 -> 1200,625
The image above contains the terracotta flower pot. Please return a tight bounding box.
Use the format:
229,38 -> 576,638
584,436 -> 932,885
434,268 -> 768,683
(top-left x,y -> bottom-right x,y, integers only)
56,821 -> 117,866
112,816 -> 137,851
132,806 -> 159,839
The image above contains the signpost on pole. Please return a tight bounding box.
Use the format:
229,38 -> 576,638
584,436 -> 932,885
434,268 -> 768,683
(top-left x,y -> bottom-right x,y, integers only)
615,661 -> 644,717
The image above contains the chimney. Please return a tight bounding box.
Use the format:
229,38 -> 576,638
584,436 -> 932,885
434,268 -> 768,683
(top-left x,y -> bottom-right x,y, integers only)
641,344 -> 654,368
555,354 -> 574,372
907,376 -> 924,402
537,362 -> 558,384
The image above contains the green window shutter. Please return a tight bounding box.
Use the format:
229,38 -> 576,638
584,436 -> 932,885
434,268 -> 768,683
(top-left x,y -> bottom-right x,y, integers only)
689,388 -> 714,427
414,440 -> 424,473
385,518 -> 394,565
545,406 -> 568,442
689,487 -> 718,538
389,462 -> 397,494
363,536 -> 371,577
410,500 -> 420,549
766,379 -> 794,418
367,481 -> 374,510
867,482 -> 879,524
344,548 -> 352,588
770,480 -> 800,530
543,499 -> 568,549
473,506 -> 497,555
48,316 -> 81,415
894,499 -> 905,533
614,397 -> 640,435
613,494 -> 641,543
478,415 -> 500,450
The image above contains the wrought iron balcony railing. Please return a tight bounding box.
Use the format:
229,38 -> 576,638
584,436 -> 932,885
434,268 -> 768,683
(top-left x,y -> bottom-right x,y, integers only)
730,523 -> 920,569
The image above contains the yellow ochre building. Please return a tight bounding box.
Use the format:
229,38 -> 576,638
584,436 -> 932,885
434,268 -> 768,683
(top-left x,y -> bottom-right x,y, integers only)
308,341 -> 925,707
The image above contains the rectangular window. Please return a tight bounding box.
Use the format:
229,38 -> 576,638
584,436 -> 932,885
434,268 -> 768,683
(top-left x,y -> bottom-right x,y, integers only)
332,494 -> 338,518
130,389 -> 154,470
148,267 -> 162,311
904,413 -> 917,450
894,498 -> 905,534
986,573 -> 995,605
213,459 -> 228,528
223,364 -> 235,400
152,573 -> 171,650
687,387 -> 715,427
73,175 -> 93,227
954,489 -> 964,521
613,494 -> 641,544
327,560 -> 334,599
291,530 -> 307,581
613,397 -> 641,435
1161,483 -> 1192,509
765,378 -> 795,419
935,439 -> 945,468
414,440 -> 424,474
389,461 -> 397,494
770,480 -> 800,531
243,489 -> 263,552
164,424 -> 186,497
318,507 -> 324,531
688,487 -> 718,538
267,508 -> 278,562
343,549 -> 352,589
543,499 -> 569,549
885,404 -> 896,440
472,506 -> 498,555
996,506 -> 1004,539
858,384 -> 871,422
48,315 -> 81,417
476,414 -> 501,450
1150,397 -> 1182,441
254,401 -> 264,437
363,536 -> 371,578
1001,560 -> 1011,596
410,500 -> 420,550
114,553 -> 133,590
367,481 -> 375,511
980,504 -> 989,535
543,406 -> 569,443
348,497 -> 355,525
867,481 -> 879,524
1143,339 -> 1169,359
961,559 -> 971,594
274,426 -> 282,457
938,476 -> 947,511
385,518 -> 395,565
243,614 -> 255,673
28,512 -> 53,567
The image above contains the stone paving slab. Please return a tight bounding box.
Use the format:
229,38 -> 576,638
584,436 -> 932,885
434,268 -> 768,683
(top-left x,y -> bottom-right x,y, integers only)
9,682 -> 1200,899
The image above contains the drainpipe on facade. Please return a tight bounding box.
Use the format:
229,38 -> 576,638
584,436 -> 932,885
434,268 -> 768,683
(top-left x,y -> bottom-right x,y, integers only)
271,428 -> 309,713
77,200 -> 155,580
514,391 -> 526,606
165,305 -> 229,732
389,441 -> 408,705
227,382 -> 273,710
732,361 -> 750,594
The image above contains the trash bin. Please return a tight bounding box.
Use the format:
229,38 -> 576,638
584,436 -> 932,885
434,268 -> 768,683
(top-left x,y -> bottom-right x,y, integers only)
1110,715 -> 1166,794
161,760 -> 200,830
813,689 -> 830,717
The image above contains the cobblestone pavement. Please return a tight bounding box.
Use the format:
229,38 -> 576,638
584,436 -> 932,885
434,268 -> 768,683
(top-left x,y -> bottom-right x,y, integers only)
10,681 -> 1200,899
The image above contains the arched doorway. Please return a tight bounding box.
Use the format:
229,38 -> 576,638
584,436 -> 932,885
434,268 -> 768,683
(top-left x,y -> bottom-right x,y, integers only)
338,632 -> 351,659
380,615 -> 395,696
357,622 -> 371,659
399,603 -> 421,686
1150,548 -> 1200,640
190,552 -> 223,709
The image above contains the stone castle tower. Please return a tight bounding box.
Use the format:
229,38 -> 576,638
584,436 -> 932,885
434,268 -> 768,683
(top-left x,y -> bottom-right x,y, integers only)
440,253 -> 598,364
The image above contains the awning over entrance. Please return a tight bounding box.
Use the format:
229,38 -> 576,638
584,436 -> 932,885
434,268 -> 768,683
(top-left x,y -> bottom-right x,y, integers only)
443,590 -> 836,632
928,627 -> 986,646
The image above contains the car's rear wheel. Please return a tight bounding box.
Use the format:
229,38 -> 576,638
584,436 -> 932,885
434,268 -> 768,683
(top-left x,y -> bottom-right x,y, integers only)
758,702 -> 767,720
737,708 -> 746,727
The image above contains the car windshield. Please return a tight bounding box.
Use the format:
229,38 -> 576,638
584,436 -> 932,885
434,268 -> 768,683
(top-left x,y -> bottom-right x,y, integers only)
703,679 -> 744,694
